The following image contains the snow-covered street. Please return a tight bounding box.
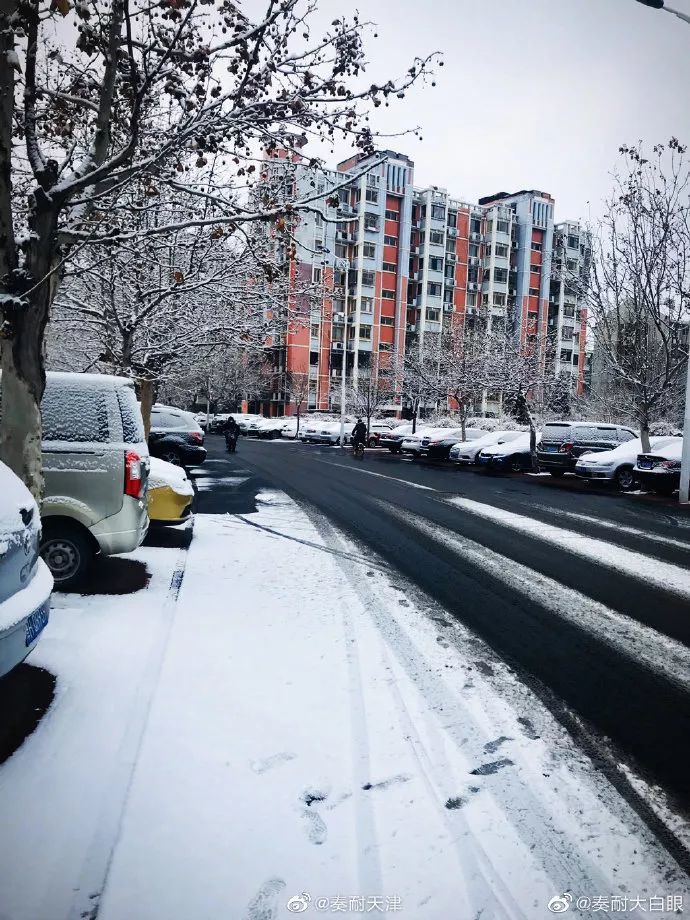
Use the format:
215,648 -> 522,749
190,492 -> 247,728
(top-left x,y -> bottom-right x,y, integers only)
1,473 -> 688,919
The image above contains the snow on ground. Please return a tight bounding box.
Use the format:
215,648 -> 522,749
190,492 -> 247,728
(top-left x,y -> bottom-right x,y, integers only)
0,491 -> 687,920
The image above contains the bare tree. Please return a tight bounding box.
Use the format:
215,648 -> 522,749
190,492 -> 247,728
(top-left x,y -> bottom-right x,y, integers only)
283,371 -> 310,436
336,355 -> 397,440
567,140 -> 690,452
0,0 -> 438,495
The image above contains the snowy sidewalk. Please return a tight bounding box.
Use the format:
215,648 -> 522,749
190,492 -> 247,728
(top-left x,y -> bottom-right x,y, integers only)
95,493 -> 686,920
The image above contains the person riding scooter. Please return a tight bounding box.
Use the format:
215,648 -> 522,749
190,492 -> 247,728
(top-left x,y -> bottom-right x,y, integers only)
223,416 -> 241,452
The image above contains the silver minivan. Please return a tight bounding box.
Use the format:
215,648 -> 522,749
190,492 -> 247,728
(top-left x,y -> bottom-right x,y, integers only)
36,372 -> 149,589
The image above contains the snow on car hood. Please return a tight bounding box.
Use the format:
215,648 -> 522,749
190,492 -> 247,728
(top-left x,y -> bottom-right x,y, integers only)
0,461 -> 39,537
148,458 -> 194,496
481,432 -> 533,455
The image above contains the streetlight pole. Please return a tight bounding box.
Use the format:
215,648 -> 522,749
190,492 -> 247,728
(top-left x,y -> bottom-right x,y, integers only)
337,259 -> 350,449
635,0 -> 690,500
635,0 -> 690,24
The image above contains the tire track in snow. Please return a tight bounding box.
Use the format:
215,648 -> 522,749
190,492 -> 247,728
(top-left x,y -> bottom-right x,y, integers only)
304,509 -> 620,918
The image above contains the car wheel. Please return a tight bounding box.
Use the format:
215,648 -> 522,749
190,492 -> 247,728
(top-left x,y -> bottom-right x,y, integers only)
40,522 -> 94,591
615,466 -> 636,491
549,470 -> 565,478
509,456 -> 523,473
160,450 -> 183,466
368,437 -> 377,448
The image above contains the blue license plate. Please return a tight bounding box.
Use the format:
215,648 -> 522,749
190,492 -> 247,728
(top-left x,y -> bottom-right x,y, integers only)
638,460 -> 653,470
25,602 -> 49,647
545,445 -> 558,452
478,455 -> 489,465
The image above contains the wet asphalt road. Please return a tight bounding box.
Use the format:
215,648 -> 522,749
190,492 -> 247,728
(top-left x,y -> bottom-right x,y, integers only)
193,434 -> 690,817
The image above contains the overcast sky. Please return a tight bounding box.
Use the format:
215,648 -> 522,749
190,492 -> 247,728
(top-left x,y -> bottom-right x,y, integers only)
291,0 -> 690,222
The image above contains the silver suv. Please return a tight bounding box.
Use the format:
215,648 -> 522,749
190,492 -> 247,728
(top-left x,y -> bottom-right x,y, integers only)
37,372 -> 149,589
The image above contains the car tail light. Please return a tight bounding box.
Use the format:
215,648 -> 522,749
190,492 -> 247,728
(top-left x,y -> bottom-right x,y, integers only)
662,460 -> 681,470
124,450 -> 143,499
559,442 -> 574,453
190,431 -> 203,444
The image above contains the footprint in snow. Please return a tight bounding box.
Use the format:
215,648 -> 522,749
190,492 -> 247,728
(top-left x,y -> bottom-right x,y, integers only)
483,735 -> 512,754
517,716 -> 540,740
299,787 -> 329,845
251,752 -> 297,774
362,773 -> 411,791
470,759 -> 514,776
244,878 -> 286,920
445,786 -> 481,810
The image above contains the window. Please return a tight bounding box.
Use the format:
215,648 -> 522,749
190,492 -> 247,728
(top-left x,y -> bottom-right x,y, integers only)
427,282 -> 442,296
384,235 -> 398,246
529,287 -> 540,297
493,293 -> 506,306
485,220 -> 493,234
466,293 -> 477,307
379,342 -> 392,351
385,209 -> 399,222
469,244 -> 479,258
431,204 -> 445,220
561,327 -> 573,340
312,267 -> 322,283
361,270 -> 375,287
359,326 -> 372,340
382,262 -> 396,273
364,213 -> 379,231
117,388 -> 145,443
382,289 -> 396,299
470,218 -> 481,234
315,238 -> 324,252
531,262 -> 541,273
42,385 -> 110,442
493,267 -> 508,284
495,243 -> 509,258
429,256 -> 443,272
429,230 -> 444,245
360,298 -> 373,314
363,242 -> 376,259
310,323 -> 319,338
496,219 -> 510,234
482,293 -> 489,306
443,289 -> 453,304
314,213 -> 323,228
560,349 -> 572,362
531,241 -> 543,252
567,235 -> 580,249
381,316 -> 395,326
448,211 -> 457,227
365,188 -> 378,203
426,308 -> 441,322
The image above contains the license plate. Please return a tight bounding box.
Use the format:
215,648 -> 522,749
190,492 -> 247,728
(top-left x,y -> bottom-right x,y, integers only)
545,445 -> 558,453
25,602 -> 49,647
638,460 -> 653,470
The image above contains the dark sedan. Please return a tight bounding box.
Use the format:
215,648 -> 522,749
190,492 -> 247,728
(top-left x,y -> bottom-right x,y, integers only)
634,443 -> 682,495
425,428 -> 482,461
379,424 -> 413,453
149,404 -> 207,467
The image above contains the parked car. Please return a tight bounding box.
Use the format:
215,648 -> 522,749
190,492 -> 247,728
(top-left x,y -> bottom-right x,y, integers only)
575,436 -> 680,491
449,430 -> 525,465
26,372 -> 150,589
478,431 -> 537,473
193,412 -> 213,431
0,462 -> 53,678
366,422 -> 399,448
302,421 -> 349,445
634,441 -> 684,495
425,428 -> 483,461
247,417 -> 286,439
149,404 -> 207,467
537,421 -> 637,477
401,427 -> 449,456
280,418 -> 302,439
379,424 -> 413,453
209,413 -> 231,433
147,458 -> 195,526
235,414 -> 264,435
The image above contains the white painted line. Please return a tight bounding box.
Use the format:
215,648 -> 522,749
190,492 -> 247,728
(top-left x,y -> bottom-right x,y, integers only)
377,500 -> 690,693
313,458 -> 436,491
530,504 -> 690,552
446,496 -> 690,600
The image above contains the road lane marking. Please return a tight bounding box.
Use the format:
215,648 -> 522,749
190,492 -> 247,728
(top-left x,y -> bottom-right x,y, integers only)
446,496 -> 690,601
529,504 -> 690,552
376,500 -> 690,693
312,458 -> 437,491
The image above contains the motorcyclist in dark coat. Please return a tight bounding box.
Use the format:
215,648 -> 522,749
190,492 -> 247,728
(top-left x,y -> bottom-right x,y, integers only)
351,418 -> 367,450
223,416 -> 240,450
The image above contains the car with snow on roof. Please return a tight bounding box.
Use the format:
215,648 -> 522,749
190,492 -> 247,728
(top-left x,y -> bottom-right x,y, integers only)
575,436 -> 681,492
634,441 -> 684,496
537,421 -> 637,477
449,430 -> 525,465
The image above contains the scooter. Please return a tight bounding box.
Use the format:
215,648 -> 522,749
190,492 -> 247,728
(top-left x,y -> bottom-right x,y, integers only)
225,433 -> 238,453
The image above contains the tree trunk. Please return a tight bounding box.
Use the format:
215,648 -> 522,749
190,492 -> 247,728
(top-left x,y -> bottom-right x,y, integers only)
296,405 -> 300,437
140,379 -> 154,438
0,339 -> 44,499
639,413 -> 651,454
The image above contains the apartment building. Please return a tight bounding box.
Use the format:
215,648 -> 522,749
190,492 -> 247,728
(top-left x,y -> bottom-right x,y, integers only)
257,146 -> 589,416
549,221 -> 593,392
